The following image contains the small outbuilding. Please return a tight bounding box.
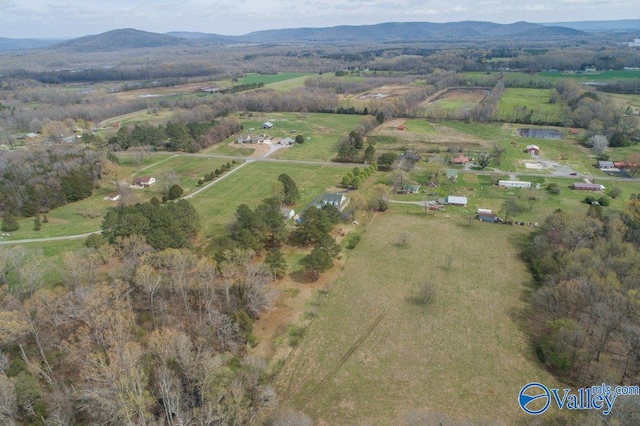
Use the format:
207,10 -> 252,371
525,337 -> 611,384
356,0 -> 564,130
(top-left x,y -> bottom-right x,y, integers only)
281,207 -> 295,220
262,121 -> 274,129
598,160 -> 615,169
526,144 -> 540,155
478,213 -> 498,223
105,193 -> 121,202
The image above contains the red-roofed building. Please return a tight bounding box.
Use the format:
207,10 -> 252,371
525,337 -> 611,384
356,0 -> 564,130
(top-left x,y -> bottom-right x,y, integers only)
452,153 -> 470,164
396,124 -> 406,131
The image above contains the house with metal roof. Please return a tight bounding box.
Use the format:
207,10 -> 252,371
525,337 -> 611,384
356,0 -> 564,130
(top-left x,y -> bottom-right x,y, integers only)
446,196 -> 467,206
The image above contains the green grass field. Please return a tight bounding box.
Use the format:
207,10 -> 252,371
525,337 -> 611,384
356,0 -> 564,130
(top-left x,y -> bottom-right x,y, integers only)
131,155 -> 238,196
275,212 -> 566,424
238,72 -> 313,85
538,70 -> 640,81
215,112 -> 364,161
496,88 -> 567,124
266,76 -> 312,92
189,161 -> 348,237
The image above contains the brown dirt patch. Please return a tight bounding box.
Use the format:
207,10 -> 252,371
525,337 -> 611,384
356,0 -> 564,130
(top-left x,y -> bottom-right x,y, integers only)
249,252 -> 348,370
114,80 -> 224,101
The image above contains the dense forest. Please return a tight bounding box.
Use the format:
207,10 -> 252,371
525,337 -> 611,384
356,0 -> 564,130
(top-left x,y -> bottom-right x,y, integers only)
0,147 -> 103,217
525,204 -> 640,388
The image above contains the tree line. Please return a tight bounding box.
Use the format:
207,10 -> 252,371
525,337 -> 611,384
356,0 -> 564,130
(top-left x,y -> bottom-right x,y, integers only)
107,117 -> 242,153
524,206 -> 640,390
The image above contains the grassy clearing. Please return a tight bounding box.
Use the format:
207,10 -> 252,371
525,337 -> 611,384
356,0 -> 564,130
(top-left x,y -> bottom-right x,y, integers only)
238,72 -> 313,85
496,88 -> 566,123
99,109 -> 174,128
276,213 -> 566,424
189,161 -> 348,237
200,143 -> 255,157
222,112 -> 364,161
266,76 -> 312,92
132,155 -> 237,197
4,185 -> 118,240
420,89 -> 488,117
538,70 -> 640,81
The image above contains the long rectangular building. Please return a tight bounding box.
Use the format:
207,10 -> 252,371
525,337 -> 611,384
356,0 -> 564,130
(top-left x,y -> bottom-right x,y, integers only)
572,183 -> 604,191
498,180 -> 532,189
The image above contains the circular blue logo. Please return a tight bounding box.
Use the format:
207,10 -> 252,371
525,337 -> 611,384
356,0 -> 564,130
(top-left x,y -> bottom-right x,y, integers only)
519,382 -> 551,415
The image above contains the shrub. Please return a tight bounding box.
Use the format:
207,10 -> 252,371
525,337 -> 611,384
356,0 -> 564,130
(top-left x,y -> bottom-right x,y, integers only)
346,234 -> 361,249
597,196 -> 611,206
411,282 -> 437,306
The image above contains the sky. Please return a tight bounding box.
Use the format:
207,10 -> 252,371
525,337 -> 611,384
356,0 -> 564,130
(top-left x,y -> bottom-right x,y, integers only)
0,0 -> 638,39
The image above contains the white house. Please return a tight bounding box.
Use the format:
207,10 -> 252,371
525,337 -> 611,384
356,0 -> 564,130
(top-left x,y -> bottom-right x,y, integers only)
317,193 -> 350,211
498,180 -> 532,189
133,176 -> 156,187
105,193 -> 121,202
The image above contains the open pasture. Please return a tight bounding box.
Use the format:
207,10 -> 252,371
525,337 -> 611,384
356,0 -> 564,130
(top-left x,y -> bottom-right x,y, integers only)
131,154 -> 237,196
218,112 -> 364,161
276,212 -> 565,424
495,88 -> 567,124
419,88 -> 489,119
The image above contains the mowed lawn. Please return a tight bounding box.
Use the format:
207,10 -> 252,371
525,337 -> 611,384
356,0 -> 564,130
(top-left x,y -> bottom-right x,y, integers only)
276,213 -> 565,424
190,161 -> 348,237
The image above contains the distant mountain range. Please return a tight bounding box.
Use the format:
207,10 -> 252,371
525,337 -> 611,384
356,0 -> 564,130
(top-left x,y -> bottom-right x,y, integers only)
0,19 -> 638,53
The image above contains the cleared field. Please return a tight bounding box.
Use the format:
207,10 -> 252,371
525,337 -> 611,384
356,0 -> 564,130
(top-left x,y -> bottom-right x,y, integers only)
495,88 -> 567,124
99,109 -> 175,129
189,161 -> 348,237
368,119 -> 505,154
538,70 -> 640,81
112,79 -> 229,101
132,155 -> 238,197
3,185 -> 115,240
419,88 -> 489,118
213,112 -> 364,161
276,212 -> 565,424
238,72 -> 313,85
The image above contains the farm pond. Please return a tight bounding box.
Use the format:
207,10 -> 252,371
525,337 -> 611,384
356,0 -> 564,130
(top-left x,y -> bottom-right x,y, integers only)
518,128 -> 563,139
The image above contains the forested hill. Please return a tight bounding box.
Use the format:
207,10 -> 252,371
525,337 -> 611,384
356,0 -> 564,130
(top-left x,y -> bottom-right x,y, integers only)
237,21 -> 585,43
543,19 -> 640,32
0,37 -> 59,52
0,21 -> 590,54
49,28 -> 188,52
